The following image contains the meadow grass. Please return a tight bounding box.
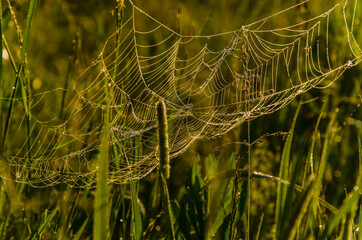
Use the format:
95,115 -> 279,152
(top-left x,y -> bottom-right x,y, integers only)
0,99 -> 360,239
0,0 -> 361,239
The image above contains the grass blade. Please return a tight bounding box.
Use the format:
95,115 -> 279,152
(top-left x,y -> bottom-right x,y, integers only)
312,109 -> 337,216
303,98 -> 327,184
2,0 -> 37,148
94,81 -> 110,240
0,0 -> 3,141
319,188 -> 360,239
159,173 -> 175,239
341,212 -> 353,240
31,208 -> 58,240
283,177 -> 315,240
255,213 -> 264,240
73,216 -> 91,240
230,180 -> 248,239
358,134 -> 362,240
131,181 -> 143,240
275,103 -> 301,239
131,137 -> 143,240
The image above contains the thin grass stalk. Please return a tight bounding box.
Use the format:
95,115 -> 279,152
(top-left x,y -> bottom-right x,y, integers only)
247,120 -> 251,240
274,103 -> 301,239
30,208 -> 58,240
67,191 -> 82,235
312,108 -> 337,217
255,213 -> 264,240
1,36 -> 17,72
113,0 -> 125,99
195,165 -> 337,215
131,180 -> 143,240
0,0 -> 3,145
2,0 -> 36,149
341,212 -> 353,240
57,190 -> 80,240
101,4 -> 127,238
284,177 -> 315,240
59,34 -> 79,120
0,188 -> 10,240
130,97 -> 153,239
116,0 -> 125,46
337,135 -> 362,239
280,144 -> 304,237
156,100 -> 175,239
319,189 -> 360,239
0,1 -> 36,215
131,137 -> 143,240
228,155 -> 242,240
109,141 -> 126,238
73,217 -> 91,240
359,135 -> 362,189
109,185 -> 123,238
157,100 -> 170,179
302,99 -> 327,186
94,81 -> 110,240
358,135 -> 362,240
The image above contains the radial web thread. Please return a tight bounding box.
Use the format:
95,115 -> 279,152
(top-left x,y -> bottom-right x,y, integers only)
1,0 -> 361,187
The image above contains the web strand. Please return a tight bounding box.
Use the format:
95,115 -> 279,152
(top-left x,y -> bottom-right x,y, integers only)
1,0 -> 360,187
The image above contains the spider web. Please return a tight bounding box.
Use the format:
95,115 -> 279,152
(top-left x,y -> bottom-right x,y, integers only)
1,0 -> 361,187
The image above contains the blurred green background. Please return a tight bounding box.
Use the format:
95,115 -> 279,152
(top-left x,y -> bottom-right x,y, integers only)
0,0 -> 361,239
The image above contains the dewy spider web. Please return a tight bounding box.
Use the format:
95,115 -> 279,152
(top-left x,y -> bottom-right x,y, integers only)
1,0 -> 361,187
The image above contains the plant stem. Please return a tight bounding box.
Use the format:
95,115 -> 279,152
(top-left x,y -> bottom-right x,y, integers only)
2,0 -> 37,151
0,0 -> 3,146
157,100 -> 170,179
247,120 -> 251,240
156,100 -> 175,239
94,76 -> 110,240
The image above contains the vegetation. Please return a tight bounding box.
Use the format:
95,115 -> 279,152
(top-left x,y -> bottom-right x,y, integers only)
0,0 -> 361,239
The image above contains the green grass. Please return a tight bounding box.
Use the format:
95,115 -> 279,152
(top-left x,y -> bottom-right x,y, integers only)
157,100 -> 175,239
0,100 -> 361,239
93,77 -> 110,239
0,0 -> 361,239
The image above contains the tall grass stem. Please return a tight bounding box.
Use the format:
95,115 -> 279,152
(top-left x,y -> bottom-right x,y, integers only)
2,0 -> 36,150
157,100 -> 170,179
156,100 -> 175,239
93,80 -> 110,240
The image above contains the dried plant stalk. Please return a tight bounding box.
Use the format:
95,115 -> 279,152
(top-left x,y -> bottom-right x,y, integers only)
157,100 -> 170,179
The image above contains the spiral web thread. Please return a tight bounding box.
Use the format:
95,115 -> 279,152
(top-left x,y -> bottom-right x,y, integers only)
1,0 -> 361,187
